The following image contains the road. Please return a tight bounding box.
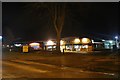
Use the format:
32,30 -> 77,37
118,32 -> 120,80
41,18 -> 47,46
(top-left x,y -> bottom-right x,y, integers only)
2,59 -> 116,78
2,51 -> 120,78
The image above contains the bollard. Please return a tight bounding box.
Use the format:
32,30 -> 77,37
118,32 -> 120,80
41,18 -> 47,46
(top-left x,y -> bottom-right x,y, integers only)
63,49 -> 64,54
9,49 -> 12,52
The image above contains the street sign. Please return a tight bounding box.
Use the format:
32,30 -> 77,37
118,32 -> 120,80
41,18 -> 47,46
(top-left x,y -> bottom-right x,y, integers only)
23,45 -> 29,52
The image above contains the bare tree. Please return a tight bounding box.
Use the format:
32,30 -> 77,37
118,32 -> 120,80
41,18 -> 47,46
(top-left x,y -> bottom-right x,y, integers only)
5,27 -> 15,44
27,3 -> 66,52
48,3 -> 66,52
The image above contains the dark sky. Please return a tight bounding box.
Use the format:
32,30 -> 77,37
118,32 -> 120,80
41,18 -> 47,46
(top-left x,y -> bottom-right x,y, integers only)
2,2 -> 119,42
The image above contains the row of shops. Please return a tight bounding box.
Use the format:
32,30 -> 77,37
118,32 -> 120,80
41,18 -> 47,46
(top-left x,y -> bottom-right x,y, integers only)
2,37 -> 120,52
44,38 -> 93,52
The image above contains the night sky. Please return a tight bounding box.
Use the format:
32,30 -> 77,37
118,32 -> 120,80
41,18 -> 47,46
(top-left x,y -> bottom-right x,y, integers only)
2,2 -> 119,42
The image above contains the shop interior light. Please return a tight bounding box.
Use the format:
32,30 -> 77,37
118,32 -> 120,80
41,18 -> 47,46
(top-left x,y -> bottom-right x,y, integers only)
74,38 -> 80,44
14,44 -> 22,47
47,40 -> 54,45
29,43 -> 40,47
91,40 -> 94,43
82,38 -> 90,43
60,40 -> 64,45
109,40 -> 113,44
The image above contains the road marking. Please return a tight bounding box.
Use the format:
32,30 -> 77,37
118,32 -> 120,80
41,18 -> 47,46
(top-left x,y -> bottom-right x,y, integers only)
2,74 -> 18,78
103,72 -> 115,76
3,61 -> 49,73
10,60 -> 59,68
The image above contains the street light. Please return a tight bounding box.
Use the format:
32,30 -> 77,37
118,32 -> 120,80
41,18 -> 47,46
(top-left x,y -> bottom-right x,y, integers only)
115,36 -> 118,40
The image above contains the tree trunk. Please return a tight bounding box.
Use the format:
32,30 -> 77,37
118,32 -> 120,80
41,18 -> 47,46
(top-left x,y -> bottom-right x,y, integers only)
56,31 -> 61,52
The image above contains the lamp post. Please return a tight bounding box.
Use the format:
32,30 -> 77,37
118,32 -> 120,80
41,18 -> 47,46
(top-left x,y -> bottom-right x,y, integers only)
115,36 -> 118,49
0,36 -> 2,40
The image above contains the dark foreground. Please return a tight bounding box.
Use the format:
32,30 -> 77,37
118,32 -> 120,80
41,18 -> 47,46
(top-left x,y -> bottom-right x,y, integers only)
2,51 -> 120,79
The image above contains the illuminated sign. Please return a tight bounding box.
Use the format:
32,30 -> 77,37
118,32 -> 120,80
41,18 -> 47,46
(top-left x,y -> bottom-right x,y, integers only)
23,46 -> 28,52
